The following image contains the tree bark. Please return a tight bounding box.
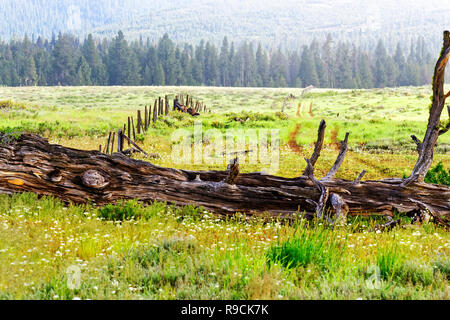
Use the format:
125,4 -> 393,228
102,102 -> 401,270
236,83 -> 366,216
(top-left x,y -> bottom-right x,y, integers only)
0,134 -> 449,219
402,31 -> 450,186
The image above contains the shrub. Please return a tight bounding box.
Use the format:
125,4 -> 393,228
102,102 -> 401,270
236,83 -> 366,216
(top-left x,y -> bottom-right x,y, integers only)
0,100 -> 27,110
432,256 -> 450,280
425,162 -> 449,186
275,111 -> 289,120
98,200 -> 143,221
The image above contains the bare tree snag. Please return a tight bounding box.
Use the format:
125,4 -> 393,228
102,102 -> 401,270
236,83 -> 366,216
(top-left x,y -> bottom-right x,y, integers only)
302,119 -> 326,175
352,170 -> 366,185
374,219 -> 401,232
122,134 -> 148,156
410,135 -> 422,153
321,132 -> 349,182
409,198 -> 450,229
224,158 -> 240,185
304,158 -> 329,219
438,105 -> 450,136
402,31 -> 450,186
329,193 -> 349,226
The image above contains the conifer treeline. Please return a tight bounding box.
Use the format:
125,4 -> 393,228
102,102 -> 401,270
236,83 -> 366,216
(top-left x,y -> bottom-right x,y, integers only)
0,31 -> 435,88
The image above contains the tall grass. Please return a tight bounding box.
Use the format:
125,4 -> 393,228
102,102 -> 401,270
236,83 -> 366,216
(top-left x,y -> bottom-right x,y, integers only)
267,226 -> 345,271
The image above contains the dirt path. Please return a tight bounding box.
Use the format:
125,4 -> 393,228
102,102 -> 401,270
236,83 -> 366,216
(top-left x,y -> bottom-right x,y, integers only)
288,124 -> 303,154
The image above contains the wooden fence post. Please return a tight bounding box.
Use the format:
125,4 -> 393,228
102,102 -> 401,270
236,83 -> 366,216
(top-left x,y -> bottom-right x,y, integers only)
131,117 -> 136,141
111,132 -> 115,155
148,103 -> 152,125
137,110 -> 142,134
165,95 -> 169,115
127,117 -> 131,146
118,129 -> 123,153
153,100 -> 158,123
105,132 -> 112,154
144,105 -> 148,130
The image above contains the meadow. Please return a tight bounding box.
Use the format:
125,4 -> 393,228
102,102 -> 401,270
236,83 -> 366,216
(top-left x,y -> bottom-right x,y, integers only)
0,85 -> 448,299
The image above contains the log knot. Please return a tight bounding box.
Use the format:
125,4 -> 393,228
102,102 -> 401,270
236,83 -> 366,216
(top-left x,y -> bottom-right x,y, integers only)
81,170 -> 109,189
48,169 -> 62,183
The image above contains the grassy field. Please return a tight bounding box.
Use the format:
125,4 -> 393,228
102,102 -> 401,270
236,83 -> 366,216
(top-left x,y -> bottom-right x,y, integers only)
0,85 -> 449,299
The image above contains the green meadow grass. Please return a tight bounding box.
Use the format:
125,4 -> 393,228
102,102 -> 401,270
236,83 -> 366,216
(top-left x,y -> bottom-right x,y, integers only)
0,193 -> 448,300
0,85 -> 449,299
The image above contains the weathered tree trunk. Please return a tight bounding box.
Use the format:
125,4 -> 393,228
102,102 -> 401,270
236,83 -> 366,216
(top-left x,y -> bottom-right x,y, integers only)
0,134 -> 449,219
402,30 -> 450,186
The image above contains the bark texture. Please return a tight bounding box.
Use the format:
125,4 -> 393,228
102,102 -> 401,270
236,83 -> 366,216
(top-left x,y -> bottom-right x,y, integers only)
402,31 -> 450,186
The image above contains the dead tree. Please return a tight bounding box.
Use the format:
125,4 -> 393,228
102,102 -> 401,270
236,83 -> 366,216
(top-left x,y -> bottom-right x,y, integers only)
0,132 -> 448,221
402,30 -> 450,186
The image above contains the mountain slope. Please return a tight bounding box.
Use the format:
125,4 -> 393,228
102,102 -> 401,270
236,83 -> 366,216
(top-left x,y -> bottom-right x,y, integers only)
1,0 -> 449,51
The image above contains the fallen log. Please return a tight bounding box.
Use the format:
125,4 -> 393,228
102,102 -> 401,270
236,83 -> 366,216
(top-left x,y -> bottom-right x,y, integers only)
0,133 -> 448,219
0,31 -> 449,223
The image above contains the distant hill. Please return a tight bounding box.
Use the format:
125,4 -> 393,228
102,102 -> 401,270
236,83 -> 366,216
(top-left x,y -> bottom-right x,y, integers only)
1,0 -> 449,52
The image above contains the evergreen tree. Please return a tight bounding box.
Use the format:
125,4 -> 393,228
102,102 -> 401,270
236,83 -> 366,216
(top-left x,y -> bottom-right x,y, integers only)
204,42 -> 218,86
51,33 -> 78,85
82,34 -> 107,85
157,34 -> 177,85
219,37 -> 230,86
393,42 -> 407,86
373,39 -> 388,87
299,46 -> 319,87
321,34 -> 334,88
255,43 -> 269,87
358,52 -> 374,88
107,31 -> 139,85
287,51 -> 300,87
74,56 -> 92,85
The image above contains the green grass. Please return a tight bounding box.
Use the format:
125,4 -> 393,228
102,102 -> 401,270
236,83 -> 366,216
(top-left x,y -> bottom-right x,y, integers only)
0,193 -> 448,300
267,225 -> 345,270
0,85 -> 449,300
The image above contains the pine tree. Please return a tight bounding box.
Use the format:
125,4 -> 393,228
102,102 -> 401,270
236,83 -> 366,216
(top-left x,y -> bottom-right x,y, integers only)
74,56 -> 92,85
82,34 -> 107,85
393,42 -> 407,86
335,43 -> 355,89
373,39 -> 388,87
157,34 -> 177,85
51,33 -> 78,85
358,52 -> 374,88
299,46 -> 319,87
321,34 -> 334,88
219,37 -> 230,86
287,51 -> 300,87
204,42 -> 218,86
255,43 -> 269,87
107,31 -> 133,85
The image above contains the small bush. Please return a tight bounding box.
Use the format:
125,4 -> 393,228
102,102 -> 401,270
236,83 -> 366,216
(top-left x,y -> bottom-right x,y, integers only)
275,111 -> 289,120
432,256 -> 450,280
98,200 -> 143,221
0,100 -> 27,110
396,261 -> 433,286
425,162 -> 449,186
